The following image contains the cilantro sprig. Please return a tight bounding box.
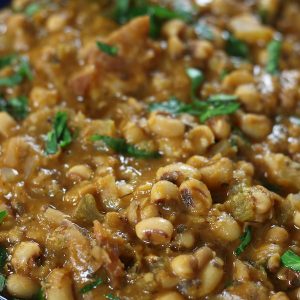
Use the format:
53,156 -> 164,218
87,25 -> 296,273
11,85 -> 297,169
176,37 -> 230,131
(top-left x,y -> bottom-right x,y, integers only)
96,41 -> 119,56
45,112 -> 72,155
106,293 -> 120,300
0,246 -> 7,292
0,54 -> 17,70
114,0 -> 192,38
186,68 -> 204,100
266,39 -> 282,75
0,96 -> 29,120
149,95 -> 239,123
281,250 -> 300,272
80,278 -> 103,294
0,56 -> 33,87
0,211 -> 7,224
225,33 -> 249,59
235,226 -> 252,256
91,135 -> 161,159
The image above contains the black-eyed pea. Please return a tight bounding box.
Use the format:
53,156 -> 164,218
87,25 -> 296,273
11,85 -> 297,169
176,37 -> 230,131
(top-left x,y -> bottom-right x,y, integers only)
140,203 -> 159,220
0,112 -> 17,138
207,116 -> 231,140
46,12 -> 70,32
148,112 -> 185,138
175,231 -> 195,249
266,227 -> 289,244
251,186 -> 274,216
179,179 -> 212,215
270,292 -> 290,300
162,19 -> 187,37
267,253 -> 281,272
234,161 -> 254,183
186,155 -> 208,169
239,113 -> 272,140
189,40 -> 214,60
294,211 -> 300,228
187,125 -> 215,154
122,122 -> 147,144
208,211 -> 242,242
222,70 -> 254,91
29,87 -> 58,108
155,291 -> 185,300
155,270 -> 179,289
171,254 -> 198,279
235,84 -> 263,113
168,36 -> 185,59
66,164 -> 93,181
11,241 -> 41,273
199,156 -> 234,189
197,257 -> 224,297
156,163 -> 201,186
6,274 -> 40,299
194,246 -> 214,270
151,180 -> 180,204
135,217 -> 174,245
233,260 -> 250,282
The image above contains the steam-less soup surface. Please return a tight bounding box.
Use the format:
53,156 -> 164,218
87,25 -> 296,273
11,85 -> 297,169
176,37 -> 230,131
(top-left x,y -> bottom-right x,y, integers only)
0,0 -> 300,299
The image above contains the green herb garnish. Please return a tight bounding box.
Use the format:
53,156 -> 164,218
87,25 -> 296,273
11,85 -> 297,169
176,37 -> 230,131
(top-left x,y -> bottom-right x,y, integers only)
45,112 -> 72,155
225,33 -> 249,59
24,3 -> 41,17
106,293 -> 120,300
186,68 -> 204,100
0,54 -> 17,70
281,250 -> 300,272
34,288 -> 46,300
0,96 -> 29,120
114,0 -> 192,38
235,226 -> 252,255
0,57 -> 33,87
0,211 -> 7,224
195,23 -> 214,41
0,274 -> 5,292
91,135 -> 161,159
149,95 -> 239,123
80,278 -> 103,294
0,246 -> 7,271
266,39 -> 282,75
96,41 -> 119,56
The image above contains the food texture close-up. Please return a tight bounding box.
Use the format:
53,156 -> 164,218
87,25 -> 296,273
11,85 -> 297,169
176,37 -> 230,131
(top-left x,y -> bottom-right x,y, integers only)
1,0 -> 300,299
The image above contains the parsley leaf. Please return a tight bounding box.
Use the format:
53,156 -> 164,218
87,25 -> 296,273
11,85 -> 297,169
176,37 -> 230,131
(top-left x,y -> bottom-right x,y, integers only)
91,135 -> 161,159
0,211 -> 7,224
24,3 -> 41,17
0,96 -> 29,120
96,41 -> 119,56
0,54 -> 17,70
281,250 -> 300,272
106,293 -> 120,300
0,57 -> 33,87
225,33 -> 249,59
195,23 -> 214,41
45,112 -> 72,155
0,274 -> 5,292
235,226 -> 252,256
80,278 -> 103,294
186,68 -> 204,100
34,288 -> 46,300
149,95 -> 239,123
0,246 -> 7,271
266,39 -> 282,75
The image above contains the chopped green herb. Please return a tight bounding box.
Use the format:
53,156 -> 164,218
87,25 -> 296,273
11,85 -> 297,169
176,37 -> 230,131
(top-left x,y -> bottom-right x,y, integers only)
266,39 -> 282,75
96,41 -> 119,56
225,33 -> 249,59
0,54 -> 17,70
0,96 -> 29,120
220,69 -> 229,80
106,293 -> 120,300
34,288 -> 46,300
0,211 -> 7,223
235,226 -> 252,255
80,278 -> 103,294
114,0 -> 192,38
0,246 -> 7,271
0,57 -> 33,87
91,135 -> 161,159
0,274 -> 5,292
281,250 -> 300,272
195,23 -> 214,41
24,3 -> 41,17
186,68 -> 204,100
149,95 -> 240,123
45,112 -> 72,155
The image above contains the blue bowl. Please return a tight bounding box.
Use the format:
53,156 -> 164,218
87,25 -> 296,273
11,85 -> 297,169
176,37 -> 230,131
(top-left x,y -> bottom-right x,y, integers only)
0,0 -> 11,9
